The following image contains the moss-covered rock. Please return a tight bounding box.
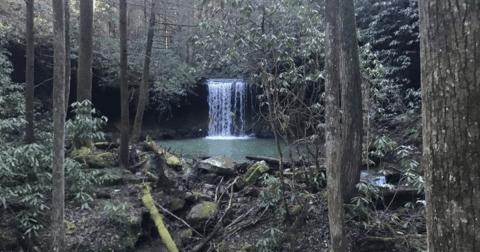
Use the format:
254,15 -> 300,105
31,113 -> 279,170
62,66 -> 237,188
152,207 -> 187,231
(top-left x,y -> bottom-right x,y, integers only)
167,155 -> 182,167
72,147 -> 115,168
168,197 -> 186,212
71,146 -> 92,160
186,201 -> 218,229
86,152 -> 115,168
244,161 -> 269,184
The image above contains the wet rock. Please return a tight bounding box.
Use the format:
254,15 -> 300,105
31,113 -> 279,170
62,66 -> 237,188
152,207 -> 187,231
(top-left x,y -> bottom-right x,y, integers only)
198,156 -> 236,175
244,160 -> 270,184
186,201 -> 218,229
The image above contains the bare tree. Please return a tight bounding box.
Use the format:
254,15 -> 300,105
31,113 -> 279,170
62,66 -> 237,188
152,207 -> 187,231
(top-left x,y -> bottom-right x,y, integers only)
132,0 -> 157,143
419,0 -> 480,251
51,0 -> 66,249
119,0 -> 129,169
25,0 -> 35,143
325,0 -> 363,250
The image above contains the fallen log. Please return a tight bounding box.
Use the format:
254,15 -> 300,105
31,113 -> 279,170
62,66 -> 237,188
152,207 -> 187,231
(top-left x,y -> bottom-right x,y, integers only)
245,155 -> 292,168
141,184 -> 179,252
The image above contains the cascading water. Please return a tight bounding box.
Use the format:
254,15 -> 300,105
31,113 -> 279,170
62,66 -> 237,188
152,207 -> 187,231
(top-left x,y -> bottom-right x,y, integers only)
207,79 -> 251,139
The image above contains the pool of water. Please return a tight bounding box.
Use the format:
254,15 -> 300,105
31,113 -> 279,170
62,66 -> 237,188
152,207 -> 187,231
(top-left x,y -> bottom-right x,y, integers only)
157,137 -> 286,162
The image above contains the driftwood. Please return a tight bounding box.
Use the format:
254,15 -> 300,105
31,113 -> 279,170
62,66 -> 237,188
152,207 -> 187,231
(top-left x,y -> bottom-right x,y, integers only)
245,155 -> 292,168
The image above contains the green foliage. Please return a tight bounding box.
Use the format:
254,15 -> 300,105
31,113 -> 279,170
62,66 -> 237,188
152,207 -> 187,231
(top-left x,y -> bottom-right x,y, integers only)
64,158 -> 116,209
256,228 -> 283,252
258,173 -> 292,215
66,100 -> 107,148
102,202 -> 133,224
395,145 -> 423,193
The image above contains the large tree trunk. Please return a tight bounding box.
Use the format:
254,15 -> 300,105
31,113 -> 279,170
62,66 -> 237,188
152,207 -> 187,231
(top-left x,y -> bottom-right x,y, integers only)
119,0 -> 130,169
65,0 -> 71,113
51,0 -> 66,249
25,0 -> 35,144
77,0 -> 93,103
132,0 -> 157,143
325,0 -> 363,250
419,0 -> 480,251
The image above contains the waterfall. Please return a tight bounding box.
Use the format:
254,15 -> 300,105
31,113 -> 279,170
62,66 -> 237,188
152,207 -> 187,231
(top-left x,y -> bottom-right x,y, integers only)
207,79 -> 251,139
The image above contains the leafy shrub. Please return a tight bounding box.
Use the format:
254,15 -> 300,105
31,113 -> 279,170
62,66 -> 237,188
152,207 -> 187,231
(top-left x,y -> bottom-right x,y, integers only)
102,202 -> 132,224
66,99 -> 107,148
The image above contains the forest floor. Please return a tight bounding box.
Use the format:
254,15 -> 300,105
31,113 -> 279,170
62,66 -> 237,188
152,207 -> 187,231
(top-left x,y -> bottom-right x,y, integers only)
1,115 -> 427,252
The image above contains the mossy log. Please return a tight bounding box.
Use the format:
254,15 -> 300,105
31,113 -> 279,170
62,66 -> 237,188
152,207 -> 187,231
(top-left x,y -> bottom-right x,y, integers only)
141,185 -> 179,252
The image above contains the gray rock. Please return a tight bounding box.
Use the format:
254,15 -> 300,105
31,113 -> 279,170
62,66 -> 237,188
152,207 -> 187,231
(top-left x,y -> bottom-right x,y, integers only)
197,156 -> 236,175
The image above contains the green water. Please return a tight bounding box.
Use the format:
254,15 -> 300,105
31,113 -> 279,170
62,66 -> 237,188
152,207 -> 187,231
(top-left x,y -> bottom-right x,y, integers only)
157,138 -> 287,162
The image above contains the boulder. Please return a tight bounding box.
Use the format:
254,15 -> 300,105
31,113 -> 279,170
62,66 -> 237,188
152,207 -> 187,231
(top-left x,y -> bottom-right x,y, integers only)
243,160 -> 270,184
198,156 -> 236,175
186,201 -> 218,229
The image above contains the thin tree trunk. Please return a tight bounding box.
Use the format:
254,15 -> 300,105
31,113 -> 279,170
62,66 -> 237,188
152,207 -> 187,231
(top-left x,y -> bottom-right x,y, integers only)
119,0 -> 130,169
132,0 -> 157,143
77,0 -> 93,103
52,0 -> 66,249
25,0 -> 35,144
65,0 -> 71,114
419,0 -> 480,251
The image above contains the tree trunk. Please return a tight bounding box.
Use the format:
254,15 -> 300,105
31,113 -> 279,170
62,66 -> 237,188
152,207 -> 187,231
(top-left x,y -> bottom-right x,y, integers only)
325,0 -> 363,250
325,0 -> 347,250
77,0 -> 93,103
119,0 -> 130,169
338,0 -> 363,203
25,0 -> 35,144
65,0 -> 71,113
51,0 -> 66,249
419,0 -> 480,251
132,0 -> 157,143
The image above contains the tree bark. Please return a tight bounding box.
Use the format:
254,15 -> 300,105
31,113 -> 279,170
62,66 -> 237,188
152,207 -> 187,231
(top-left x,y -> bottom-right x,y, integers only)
65,0 -> 71,113
325,0 -> 363,250
419,0 -> 480,251
119,0 -> 130,169
52,0 -> 66,250
325,0 -> 347,250
132,0 -> 157,143
338,0 -> 363,202
77,0 -> 93,103
25,0 -> 35,144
